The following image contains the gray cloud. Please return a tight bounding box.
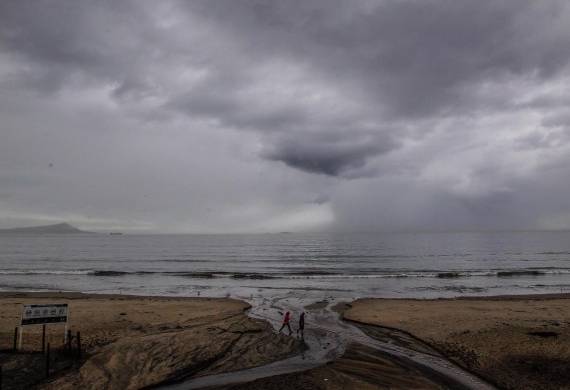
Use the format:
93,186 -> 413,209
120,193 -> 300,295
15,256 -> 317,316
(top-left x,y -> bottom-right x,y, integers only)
1,1 -> 570,231
185,0 -> 570,117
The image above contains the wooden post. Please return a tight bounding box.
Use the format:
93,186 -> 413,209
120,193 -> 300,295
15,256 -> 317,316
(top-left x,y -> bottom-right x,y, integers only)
76,331 -> 81,359
42,324 -> 46,354
67,329 -> 72,353
45,343 -> 50,379
63,324 -> 68,347
13,327 -> 18,352
18,326 -> 23,351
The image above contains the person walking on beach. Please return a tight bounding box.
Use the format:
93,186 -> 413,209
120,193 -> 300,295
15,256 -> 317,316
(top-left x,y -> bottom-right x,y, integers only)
297,311 -> 305,339
279,311 -> 292,335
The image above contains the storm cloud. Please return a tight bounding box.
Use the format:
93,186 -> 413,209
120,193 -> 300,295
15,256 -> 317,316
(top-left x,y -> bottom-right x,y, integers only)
263,131 -> 398,177
1,0 -> 569,232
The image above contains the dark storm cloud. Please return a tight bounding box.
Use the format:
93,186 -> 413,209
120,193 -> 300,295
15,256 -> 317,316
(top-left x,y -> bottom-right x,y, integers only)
263,131 -> 397,177
264,139 -> 373,177
1,0 -> 570,231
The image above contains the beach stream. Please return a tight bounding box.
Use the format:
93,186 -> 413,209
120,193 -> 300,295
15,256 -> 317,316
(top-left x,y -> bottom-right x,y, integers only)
158,295 -> 495,390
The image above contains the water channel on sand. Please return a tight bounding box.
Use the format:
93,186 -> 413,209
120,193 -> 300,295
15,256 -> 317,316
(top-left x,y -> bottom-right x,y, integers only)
159,293 -> 495,390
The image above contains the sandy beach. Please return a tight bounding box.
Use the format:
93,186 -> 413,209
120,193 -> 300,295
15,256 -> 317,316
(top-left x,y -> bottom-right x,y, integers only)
343,294 -> 570,389
2,292 -> 570,389
0,292 -> 300,390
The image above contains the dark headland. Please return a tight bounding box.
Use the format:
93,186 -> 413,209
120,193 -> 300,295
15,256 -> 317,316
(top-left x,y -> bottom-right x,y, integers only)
0,222 -> 90,234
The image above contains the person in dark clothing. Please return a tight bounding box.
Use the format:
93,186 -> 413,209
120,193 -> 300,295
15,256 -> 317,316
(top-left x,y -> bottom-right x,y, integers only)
297,311 -> 305,339
279,311 -> 292,335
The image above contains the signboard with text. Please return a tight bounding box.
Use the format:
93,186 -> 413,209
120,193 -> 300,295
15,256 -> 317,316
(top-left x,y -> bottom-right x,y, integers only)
21,303 -> 68,325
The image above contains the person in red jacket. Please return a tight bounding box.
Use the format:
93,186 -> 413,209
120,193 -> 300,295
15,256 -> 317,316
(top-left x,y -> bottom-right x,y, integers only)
279,311 -> 292,335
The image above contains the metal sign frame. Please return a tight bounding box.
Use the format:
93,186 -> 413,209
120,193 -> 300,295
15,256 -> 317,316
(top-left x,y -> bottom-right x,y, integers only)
18,303 -> 69,350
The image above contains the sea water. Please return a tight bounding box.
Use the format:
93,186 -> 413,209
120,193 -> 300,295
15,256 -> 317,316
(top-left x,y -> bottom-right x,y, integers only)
1,231 -> 570,300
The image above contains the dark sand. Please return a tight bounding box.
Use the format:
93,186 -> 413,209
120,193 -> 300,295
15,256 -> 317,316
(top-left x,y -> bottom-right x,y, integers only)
343,294 -> 570,390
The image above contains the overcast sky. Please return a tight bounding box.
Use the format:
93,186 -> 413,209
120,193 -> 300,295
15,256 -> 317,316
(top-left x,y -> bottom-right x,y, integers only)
1,0 -> 570,233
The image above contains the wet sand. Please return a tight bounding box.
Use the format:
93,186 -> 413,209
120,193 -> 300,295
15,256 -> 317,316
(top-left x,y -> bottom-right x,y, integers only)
343,294 -> 570,389
0,292 -> 300,390
217,343 -> 444,390
177,295 -> 491,390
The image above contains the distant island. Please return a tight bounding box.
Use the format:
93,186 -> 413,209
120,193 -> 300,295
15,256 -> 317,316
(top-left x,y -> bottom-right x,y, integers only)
0,223 -> 90,234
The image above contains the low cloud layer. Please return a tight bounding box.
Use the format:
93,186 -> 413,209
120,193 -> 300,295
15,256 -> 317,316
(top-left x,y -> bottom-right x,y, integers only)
1,1 -> 570,232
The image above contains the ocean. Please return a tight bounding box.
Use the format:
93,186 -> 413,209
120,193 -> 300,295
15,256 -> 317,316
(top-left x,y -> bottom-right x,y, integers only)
1,231 -> 570,300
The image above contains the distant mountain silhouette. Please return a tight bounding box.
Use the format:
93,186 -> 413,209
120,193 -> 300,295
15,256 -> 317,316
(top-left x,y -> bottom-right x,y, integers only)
0,223 -> 90,234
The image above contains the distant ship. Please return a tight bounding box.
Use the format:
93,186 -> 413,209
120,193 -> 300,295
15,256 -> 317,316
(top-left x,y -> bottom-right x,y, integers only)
109,232 -> 123,235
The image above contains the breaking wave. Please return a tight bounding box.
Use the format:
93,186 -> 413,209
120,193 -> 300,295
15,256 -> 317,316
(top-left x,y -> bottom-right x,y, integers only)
1,268 -> 570,279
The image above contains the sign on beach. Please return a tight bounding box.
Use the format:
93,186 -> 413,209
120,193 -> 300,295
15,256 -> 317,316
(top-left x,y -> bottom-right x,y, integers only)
21,303 -> 68,325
